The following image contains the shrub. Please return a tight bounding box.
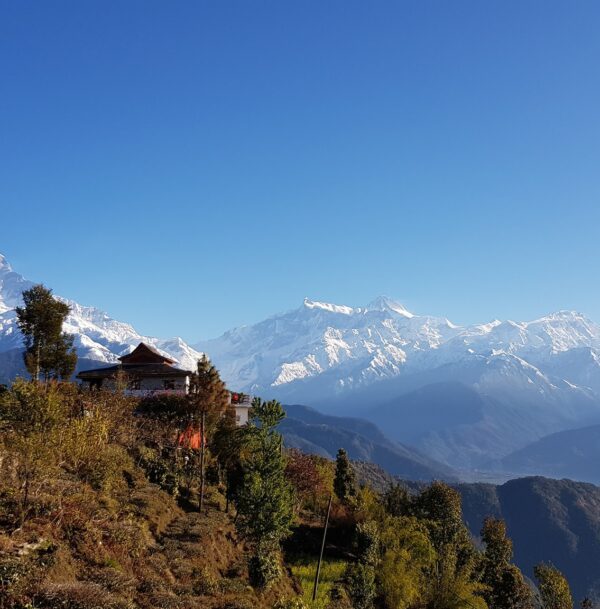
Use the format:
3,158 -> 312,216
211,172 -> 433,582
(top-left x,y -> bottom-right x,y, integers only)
354,520 -> 380,567
192,567 -> 219,595
344,562 -> 376,609
248,546 -> 282,589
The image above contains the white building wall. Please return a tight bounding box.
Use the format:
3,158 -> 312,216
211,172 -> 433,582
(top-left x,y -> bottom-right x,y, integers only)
235,406 -> 250,426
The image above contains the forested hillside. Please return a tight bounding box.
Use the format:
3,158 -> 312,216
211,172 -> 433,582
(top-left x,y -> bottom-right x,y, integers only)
459,476 -> 600,602
1,376 -> 590,609
280,404 -> 457,481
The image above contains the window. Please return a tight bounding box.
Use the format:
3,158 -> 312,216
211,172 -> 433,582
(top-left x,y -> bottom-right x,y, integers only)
163,380 -> 176,390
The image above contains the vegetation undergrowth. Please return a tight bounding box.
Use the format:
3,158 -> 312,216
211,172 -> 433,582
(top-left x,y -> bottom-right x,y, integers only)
289,555 -> 347,609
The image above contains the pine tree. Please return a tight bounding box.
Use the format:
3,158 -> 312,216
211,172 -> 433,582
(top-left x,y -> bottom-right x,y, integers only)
188,354 -> 230,425
480,518 -> 534,609
413,481 -> 465,550
235,398 -> 293,588
15,284 -> 77,381
334,448 -> 357,504
413,481 -> 486,608
383,483 -> 411,517
211,413 -> 245,512
534,563 -> 573,609
344,562 -> 376,609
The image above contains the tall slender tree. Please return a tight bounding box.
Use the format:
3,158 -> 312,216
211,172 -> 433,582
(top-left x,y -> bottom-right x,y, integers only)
534,563 -> 573,609
187,355 -> 231,509
15,285 -> 77,381
334,447 -> 357,504
188,355 -> 230,424
480,518 -> 534,609
235,398 -> 293,587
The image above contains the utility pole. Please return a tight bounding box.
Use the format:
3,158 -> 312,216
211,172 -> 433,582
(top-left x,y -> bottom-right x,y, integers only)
35,339 -> 41,382
312,494 -> 333,602
199,410 -> 206,512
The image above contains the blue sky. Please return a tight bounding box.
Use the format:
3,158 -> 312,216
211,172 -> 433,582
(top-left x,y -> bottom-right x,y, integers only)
1,1 -> 599,340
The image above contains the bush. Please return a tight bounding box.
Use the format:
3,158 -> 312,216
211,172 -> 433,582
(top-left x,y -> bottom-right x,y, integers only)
248,546 -> 282,589
354,521 -> 380,567
344,563 -> 376,609
193,567 -> 219,595
327,584 -> 352,609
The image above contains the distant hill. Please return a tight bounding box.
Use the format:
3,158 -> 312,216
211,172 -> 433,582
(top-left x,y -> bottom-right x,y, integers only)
457,476 -> 600,602
280,404 -> 457,482
502,424 -> 600,484
348,461 -> 600,601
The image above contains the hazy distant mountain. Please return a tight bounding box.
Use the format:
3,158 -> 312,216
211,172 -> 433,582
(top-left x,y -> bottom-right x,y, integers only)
502,424 -> 600,484
280,404 -> 457,482
346,461 -> 600,601
0,254 -> 203,381
197,296 -> 600,472
5,252 -> 600,481
458,476 -> 600,602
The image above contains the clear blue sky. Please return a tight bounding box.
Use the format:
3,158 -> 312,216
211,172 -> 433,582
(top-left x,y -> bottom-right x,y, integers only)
1,1 -> 599,340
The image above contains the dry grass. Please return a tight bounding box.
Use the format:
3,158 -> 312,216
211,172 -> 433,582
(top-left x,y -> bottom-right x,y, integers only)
0,383 -> 303,609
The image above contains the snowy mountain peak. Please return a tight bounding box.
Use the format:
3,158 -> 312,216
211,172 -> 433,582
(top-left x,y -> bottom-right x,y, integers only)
197,296 -> 600,402
301,296 -> 415,319
0,253 -> 203,377
367,296 -> 414,318
534,310 -> 591,323
0,254 -> 11,272
303,298 -> 355,315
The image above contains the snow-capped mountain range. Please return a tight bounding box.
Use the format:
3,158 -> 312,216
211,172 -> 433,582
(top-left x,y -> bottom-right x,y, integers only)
196,295 -> 600,470
3,251 -> 600,475
196,296 -> 600,399
0,254 -> 203,376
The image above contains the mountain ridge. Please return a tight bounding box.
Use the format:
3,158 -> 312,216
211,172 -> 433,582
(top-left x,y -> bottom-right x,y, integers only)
280,403 -> 457,481
195,294 -> 600,474
4,253 -> 600,481
0,254 -> 203,379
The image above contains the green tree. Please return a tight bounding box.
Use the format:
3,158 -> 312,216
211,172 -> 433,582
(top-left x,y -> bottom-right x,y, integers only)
413,482 -> 485,609
334,447 -> 357,504
211,413 -> 246,511
480,518 -> 533,609
188,354 -> 231,428
414,481 -> 465,550
378,515 -> 436,609
384,483 -> 412,517
534,564 -> 573,609
423,552 -> 488,609
235,398 -> 293,588
345,562 -> 376,609
15,284 -> 77,380
355,520 -> 380,567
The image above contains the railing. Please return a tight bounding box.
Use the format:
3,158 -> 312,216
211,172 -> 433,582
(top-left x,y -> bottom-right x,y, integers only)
230,392 -> 252,406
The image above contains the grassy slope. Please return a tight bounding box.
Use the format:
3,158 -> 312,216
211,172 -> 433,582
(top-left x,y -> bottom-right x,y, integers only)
0,464 -> 300,609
